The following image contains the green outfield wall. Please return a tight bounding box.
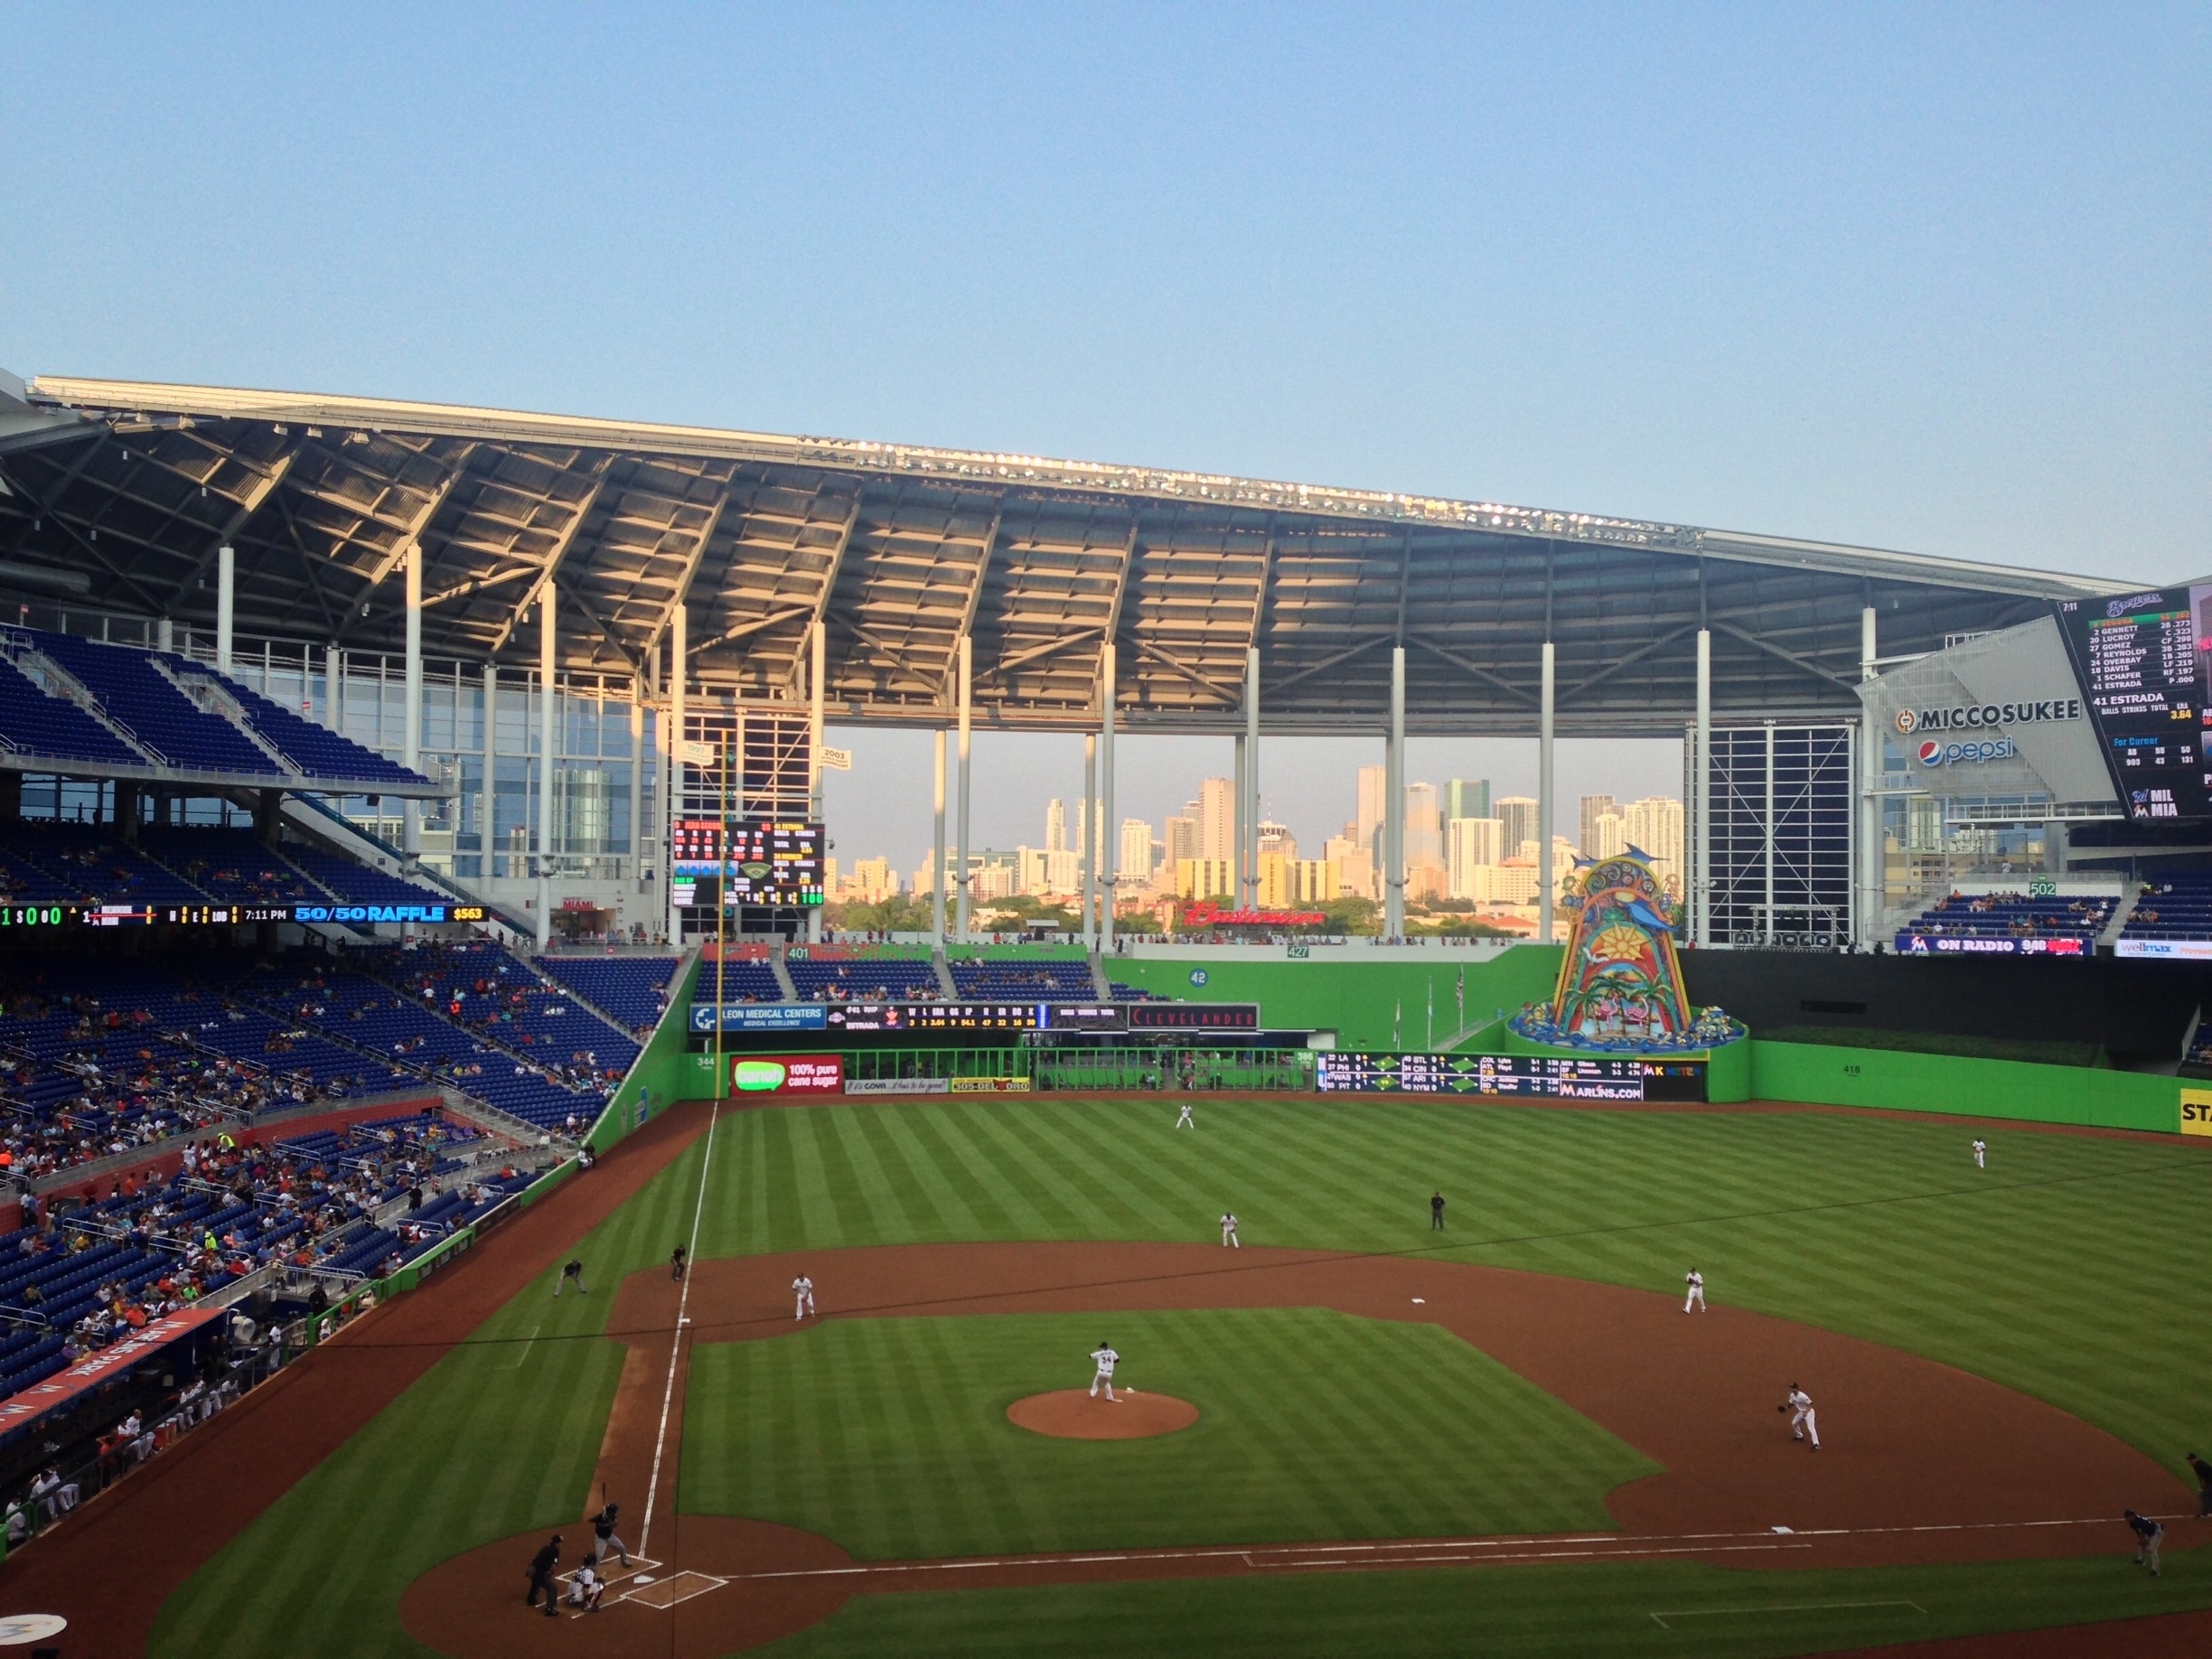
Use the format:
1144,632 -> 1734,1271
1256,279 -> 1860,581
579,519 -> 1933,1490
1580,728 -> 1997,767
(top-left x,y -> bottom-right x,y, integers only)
1747,1039 -> 2185,1134
1106,945 -> 1564,1049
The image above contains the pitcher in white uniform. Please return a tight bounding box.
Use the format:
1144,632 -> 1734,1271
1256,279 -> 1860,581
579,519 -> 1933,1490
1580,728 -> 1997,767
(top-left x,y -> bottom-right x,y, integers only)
1089,1341 -> 1120,1401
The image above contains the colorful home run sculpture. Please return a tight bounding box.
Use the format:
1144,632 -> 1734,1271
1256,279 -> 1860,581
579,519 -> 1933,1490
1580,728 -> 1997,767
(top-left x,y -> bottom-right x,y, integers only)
1508,849 -> 1743,1052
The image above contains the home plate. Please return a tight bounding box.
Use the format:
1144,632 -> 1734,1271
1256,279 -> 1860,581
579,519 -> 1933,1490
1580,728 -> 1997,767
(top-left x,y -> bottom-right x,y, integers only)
619,1569 -> 726,1608
595,1554 -> 661,1588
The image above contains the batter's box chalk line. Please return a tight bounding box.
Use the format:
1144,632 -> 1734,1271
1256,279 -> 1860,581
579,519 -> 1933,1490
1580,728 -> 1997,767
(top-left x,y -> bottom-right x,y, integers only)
1650,1601 -> 1926,1630
618,1570 -> 727,1610
592,1555 -> 661,1589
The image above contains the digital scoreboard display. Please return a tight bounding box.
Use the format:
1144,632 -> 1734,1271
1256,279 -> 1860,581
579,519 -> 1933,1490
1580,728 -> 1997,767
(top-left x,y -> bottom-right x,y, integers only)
670,820 -> 825,907
0,901 -> 484,928
1317,1052 -> 1707,1101
2056,590 -> 2212,821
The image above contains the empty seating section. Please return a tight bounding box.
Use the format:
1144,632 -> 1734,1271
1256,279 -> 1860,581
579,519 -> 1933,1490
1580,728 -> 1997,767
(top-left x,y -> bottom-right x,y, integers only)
279,844 -> 454,910
29,632 -> 273,774
696,961 -> 784,1002
1108,981 -> 1164,1000
949,957 -> 1098,998
1899,892 -> 2113,942
786,956 -> 939,1001
2121,876 -> 2212,943
138,827 -> 322,905
177,667 -> 424,785
536,956 -> 680,1031
0,656 -> 140,767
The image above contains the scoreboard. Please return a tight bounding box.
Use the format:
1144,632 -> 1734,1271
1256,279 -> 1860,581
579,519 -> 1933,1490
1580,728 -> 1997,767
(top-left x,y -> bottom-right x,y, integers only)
2056,589 -> 2212,821
670,819 -> 825,907
0,900 -> 484,929
821,1002 -> 1259,1035
1317,1052 -> 1706,1101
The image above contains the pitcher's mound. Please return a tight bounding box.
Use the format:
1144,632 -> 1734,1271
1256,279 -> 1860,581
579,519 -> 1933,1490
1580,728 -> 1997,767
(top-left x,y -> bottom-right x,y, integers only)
1008,1389 -> 1198,1439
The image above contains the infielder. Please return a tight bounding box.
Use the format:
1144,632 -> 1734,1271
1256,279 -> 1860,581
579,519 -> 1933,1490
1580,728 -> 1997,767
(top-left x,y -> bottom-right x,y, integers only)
1089,1339 -> 1120,1401
1221,1212 -> 1240,1248
555,1258 -> 586,1298
1683,1269 -> 1705,1313
1176,1102 -> 1195,1129
1972,1139 -> 1986,1168
1779,1383 -> 1821,1449
2125,1508 -> 2163,1575
793,1273 -> 816,1319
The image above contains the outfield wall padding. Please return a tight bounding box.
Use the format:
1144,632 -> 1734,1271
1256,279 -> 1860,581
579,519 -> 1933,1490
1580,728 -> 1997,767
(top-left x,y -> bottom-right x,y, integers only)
1748,1039 -> 2182,1133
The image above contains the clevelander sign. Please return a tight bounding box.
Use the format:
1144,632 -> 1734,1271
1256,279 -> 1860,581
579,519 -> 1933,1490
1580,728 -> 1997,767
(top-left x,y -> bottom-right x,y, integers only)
1895,698 -> 2082,735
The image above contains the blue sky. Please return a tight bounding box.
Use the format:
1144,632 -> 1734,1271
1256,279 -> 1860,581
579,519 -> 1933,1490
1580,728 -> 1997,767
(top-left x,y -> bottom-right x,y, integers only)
4,5 -> 2205,868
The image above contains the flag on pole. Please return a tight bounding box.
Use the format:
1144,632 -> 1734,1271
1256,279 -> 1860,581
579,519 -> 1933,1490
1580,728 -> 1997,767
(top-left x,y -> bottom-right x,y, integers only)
1456,966 -> 1466,1032
1427,979 -> 1435,1051
1393,998 -> 1401,1050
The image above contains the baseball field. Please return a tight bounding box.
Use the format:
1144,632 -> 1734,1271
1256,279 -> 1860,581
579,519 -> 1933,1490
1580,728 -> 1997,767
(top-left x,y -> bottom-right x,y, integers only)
16,1089 -> 2212,1655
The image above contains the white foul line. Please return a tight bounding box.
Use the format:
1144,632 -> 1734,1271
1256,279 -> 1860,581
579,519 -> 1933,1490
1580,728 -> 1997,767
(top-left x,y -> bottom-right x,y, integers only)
637,1103 -> 719,1560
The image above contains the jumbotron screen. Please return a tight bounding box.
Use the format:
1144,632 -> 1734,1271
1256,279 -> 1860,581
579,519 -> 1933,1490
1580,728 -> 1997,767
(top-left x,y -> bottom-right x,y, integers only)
670,819 -> 825,907
2056,589 -> 2212,821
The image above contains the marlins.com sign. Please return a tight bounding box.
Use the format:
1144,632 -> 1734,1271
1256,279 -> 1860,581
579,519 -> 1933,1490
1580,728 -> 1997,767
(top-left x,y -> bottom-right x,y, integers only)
1895,698 -> 2081,735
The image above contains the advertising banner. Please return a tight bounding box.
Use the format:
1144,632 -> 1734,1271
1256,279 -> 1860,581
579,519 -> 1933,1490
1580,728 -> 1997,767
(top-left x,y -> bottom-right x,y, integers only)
2115,939 -> 2212,961
843,1076 -> 954,1096
2182,1089 -> 2212,1138
729,1055 -> 845,1095
949,1076 -> 1034,1093
1894,934 -> 2086,956
690,1003 -> 830,1033
0,1305 -> 225,1431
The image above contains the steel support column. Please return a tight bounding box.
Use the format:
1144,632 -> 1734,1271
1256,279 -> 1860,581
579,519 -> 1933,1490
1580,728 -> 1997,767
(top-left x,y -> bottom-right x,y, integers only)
1081,733 -> 1097,950
808,620 -> 826,943
1385,645 -> 1406,939
932,728 -> 948,944
1694,628 -> 1712,947
537,592 -> 555,952
1242,646 -> 1260,908
216,545 -> 235,672
481,664 -> 498,882
1860,605 -> 1879,947
1100,642 -> 1117,955
403,541 -> 423,859
666,607 -> 688,945
325,644 -> 341,733
956,636 -> 972,943
628,694 -> 644,894
1764,720 -> 1777,945
1539,640 -> 1556,943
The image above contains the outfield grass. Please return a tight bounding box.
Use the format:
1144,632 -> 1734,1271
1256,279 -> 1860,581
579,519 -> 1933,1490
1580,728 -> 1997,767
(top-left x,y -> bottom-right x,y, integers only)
681,1308 -> 1654,1558
149,1096 -> 2212,1657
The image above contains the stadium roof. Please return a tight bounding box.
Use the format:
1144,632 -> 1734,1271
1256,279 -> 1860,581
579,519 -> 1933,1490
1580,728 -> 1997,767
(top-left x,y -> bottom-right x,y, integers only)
0,372 -> 2138,738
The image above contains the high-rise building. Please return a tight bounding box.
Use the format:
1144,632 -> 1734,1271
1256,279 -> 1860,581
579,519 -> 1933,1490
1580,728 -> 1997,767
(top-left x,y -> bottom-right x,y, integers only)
1119,819 -> 1154,888
1324,834 -> 1373,899
1356,764 -> 1387,849
1165,812 -> 1199,870
1257,820 -> 1297,861
1045,798 -> 1067,853
1588,811 -> 1627,861
1622,796 -> 1685,894
1497,796 -> 1540,854
1445,779 -> 1491,823
1198,777 -> 1236,862
1405,783 -> 1442,871
1446,816 -> 1504,899
1579,794 -> 1617,856
1258,855 -> 1340,907
1176,858 -> 1236,899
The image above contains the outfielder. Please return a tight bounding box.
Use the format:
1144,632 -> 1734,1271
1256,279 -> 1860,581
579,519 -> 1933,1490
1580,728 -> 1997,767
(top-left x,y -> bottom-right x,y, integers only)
1221,1212 -> 1240,1248
1089,1340 -> 1120,1401
1176,1102 -> 1195,1129
1683,1269 -> 1705,1313
1972,1139 -> 1986,1168
793,1273 -> 816,1320
1780,1383 -> 1821,1449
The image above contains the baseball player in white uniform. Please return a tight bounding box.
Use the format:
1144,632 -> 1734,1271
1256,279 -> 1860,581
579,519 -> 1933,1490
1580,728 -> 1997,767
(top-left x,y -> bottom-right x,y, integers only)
1221,1212 -> 1240,1248
1682,1269 -> 1705,1313
1175,1102 -> 1195,1129
793,1274 -> 815,1320
1089,1340 -> 1120,1401
1781,1383 -> 1821,1448
1972,1139 -> 1986,1168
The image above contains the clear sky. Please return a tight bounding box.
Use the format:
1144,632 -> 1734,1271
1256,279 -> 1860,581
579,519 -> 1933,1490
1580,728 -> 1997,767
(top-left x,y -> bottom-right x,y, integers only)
4,5 -> 2205,872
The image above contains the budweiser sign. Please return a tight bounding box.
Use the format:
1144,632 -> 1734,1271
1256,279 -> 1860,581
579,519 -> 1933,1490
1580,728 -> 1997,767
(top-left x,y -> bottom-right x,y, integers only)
1179,899 -> 1326,928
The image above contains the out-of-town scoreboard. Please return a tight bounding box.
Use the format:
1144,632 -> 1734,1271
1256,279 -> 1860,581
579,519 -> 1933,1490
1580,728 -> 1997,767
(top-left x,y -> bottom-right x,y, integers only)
670,819 -> 825,909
